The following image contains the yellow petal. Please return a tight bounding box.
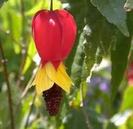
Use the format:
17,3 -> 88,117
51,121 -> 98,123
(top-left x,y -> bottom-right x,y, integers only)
45,62 -> 72,93
58,62 -> 73,84
32,65 -> 54,95
32,65 -> 41,86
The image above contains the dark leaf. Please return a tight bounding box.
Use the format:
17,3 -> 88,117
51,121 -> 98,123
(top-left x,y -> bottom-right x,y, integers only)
85,2 -> 114,73
90,0 -> 129,37
64,109 -> 88,129
111,32 -> 131,101
71,33 -> 85,88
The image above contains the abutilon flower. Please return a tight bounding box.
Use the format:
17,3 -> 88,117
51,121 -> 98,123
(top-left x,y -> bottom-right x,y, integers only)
32,9 -> 77,115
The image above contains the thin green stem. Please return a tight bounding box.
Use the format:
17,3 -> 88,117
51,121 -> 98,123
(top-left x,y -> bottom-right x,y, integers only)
80,82 -> 92,129
24,93 -> 36,129
50,0 -> 53,11
0,43 -> 15,129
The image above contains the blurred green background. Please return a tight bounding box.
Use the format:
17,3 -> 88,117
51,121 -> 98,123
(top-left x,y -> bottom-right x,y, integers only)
0,0 -> 133,129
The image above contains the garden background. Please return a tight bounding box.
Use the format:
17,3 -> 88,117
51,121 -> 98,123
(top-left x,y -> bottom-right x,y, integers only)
0,0 -> 133,129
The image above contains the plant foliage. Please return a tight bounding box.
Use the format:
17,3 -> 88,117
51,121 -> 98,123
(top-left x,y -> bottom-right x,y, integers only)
0,0 -> 133,129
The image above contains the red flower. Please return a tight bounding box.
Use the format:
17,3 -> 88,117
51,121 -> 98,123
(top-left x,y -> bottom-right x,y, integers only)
32,9 -> 77,94
31,9 -> 77,115
32,9 -> 77,68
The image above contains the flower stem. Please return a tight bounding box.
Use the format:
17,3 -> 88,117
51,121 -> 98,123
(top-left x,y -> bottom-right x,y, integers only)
0,43 -> 15,129
24,93 -> 36,129
50,0 -> 53,11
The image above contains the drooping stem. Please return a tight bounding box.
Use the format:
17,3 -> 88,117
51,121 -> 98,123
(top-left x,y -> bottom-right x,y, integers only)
50,0 -> 53,11
24,93 -> 36,129
0,43 -> 15,129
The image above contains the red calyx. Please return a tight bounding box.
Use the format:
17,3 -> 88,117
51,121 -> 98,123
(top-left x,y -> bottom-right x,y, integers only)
32,9 -> 77,68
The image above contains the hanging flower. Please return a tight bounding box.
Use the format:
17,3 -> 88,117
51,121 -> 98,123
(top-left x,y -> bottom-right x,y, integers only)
32,9 -> 77,115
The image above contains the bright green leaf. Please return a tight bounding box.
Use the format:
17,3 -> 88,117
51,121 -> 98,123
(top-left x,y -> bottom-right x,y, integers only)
120,86 -> 133,111
23,38 -> 36,74
126,114 -> 133,129
26,0 -> 62,16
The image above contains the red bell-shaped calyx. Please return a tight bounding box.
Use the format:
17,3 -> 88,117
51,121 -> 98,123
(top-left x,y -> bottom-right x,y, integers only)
32,9 -> 77,66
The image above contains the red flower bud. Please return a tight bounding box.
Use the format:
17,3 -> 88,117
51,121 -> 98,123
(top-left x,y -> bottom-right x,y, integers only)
32,9 -> 77,67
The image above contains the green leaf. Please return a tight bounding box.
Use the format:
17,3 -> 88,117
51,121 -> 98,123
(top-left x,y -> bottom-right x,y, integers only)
65,0 -> 86,74
0,0 -> 7,7
70,33 -> 85,88
84,24 -> 98,74
26,0 -> 44,16
120,86 -> 133,111
26,0 -> 61,16
111,32 -> 131,101
106,122 -> 117,129
82,108 -> 103,129
90,0 -> 129,37
22,38 -> 36,74
85,2 -> 114,74
16,94 -> 34,129
105,122 -> 117,129
0,92 -> 9,129
127,12 -> 133,35
64,109 -> 89,129
124,0 -> 133,12
68,0 -> 85,30
126,114 -> 133,129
